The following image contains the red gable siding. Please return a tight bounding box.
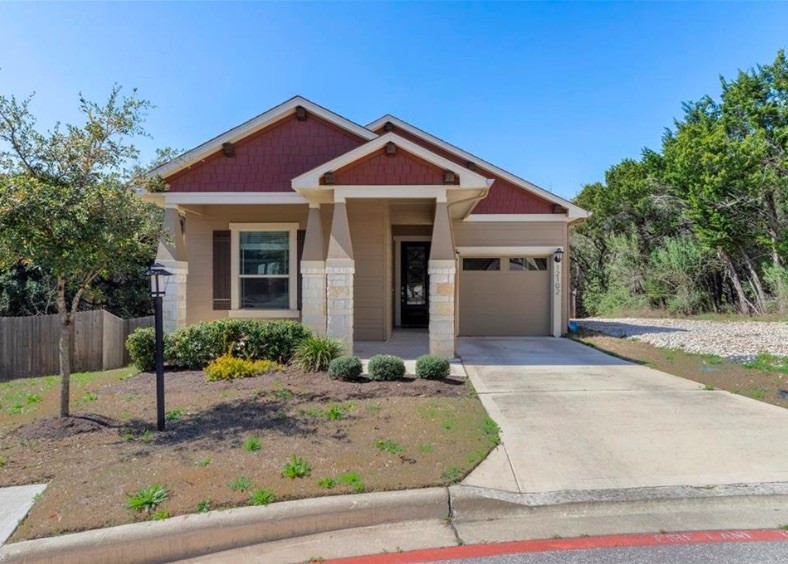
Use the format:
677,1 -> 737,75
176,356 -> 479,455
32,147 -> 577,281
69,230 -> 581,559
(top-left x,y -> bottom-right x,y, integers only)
375,125 -> 558,214
166,114 -> 366,192
333,148 -> 449,185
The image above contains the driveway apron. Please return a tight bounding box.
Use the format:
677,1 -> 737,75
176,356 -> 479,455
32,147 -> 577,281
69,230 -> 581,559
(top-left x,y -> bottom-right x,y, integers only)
459,337 -> 788,494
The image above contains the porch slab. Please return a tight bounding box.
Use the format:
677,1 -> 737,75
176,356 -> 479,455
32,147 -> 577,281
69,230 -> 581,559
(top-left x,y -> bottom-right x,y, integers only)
354,329 -> 465,378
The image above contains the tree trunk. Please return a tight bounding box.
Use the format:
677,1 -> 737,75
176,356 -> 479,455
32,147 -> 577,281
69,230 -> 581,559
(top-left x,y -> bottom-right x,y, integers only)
56,278 -> 72,418
741,249 -> 767,314
764,190 -> 783,268
719,250 -> 751,314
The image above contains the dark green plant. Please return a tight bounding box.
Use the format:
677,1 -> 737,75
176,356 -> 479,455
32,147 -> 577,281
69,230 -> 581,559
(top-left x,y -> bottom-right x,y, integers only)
481,417 -> 501,445
282,454 -> 311,478
367,355 -> 406,381
249,489 -> 276,506
197,500 -> 211,513
151,510 -> 169,520
126,485 -> 168,514
242,436 -> 261,452
327,355 -> 363,380
374,438 -> 404,454
317,477 -> 337,489
125,328 -> 157,372
415,355 -> 450,380
292,336 -> 344,372
165,407 -> 184,421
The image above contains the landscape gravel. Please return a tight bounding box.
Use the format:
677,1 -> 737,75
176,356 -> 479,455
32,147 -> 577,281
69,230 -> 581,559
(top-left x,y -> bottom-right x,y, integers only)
575,318 -> 788,362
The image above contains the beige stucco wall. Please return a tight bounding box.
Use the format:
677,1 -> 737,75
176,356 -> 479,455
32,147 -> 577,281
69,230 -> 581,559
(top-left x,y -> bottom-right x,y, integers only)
184,204 -> 308,325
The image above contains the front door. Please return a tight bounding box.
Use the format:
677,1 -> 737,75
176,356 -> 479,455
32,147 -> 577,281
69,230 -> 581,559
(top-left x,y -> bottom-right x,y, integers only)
400,241 -> 431,327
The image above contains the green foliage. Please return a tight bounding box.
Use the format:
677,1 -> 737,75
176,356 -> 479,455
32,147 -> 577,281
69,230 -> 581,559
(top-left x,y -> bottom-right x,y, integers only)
327,355 -> 363,380
317,477 -> 337,489
249,489 -> 275,506
151,510 -> 170,521
481,417 -> 501,445
126,485 -> 168,514
282,454 -> 311,478
126,328 -> 157,372
292,335 -> 344,372
415,355 -> 451,380
227,476 -> 252,491
374,438 -> 404,454
744,353 -> 788,374
204,354 -> 282,381
197,500 -> 211,513
441,467 -> 464,482
165,407 -> 184,421
242,436 -> 261,452
166,319 -> 311,370
337,471 -> 365,493
194,457 -> 212,467
367,355 -> 406,381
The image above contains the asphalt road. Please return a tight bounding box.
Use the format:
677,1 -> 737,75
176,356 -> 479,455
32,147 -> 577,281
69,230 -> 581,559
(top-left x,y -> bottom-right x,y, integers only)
430,541 -> 788,563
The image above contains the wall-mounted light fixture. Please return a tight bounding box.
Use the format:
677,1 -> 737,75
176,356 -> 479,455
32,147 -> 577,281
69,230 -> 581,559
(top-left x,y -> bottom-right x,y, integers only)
222,142 -> 235,157
295,106 -> 307,121
553,248 -> 565,263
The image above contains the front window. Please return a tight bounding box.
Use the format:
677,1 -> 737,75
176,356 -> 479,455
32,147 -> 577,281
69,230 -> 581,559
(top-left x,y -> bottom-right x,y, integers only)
239,231 -> 290,309
230,223 -> 298,312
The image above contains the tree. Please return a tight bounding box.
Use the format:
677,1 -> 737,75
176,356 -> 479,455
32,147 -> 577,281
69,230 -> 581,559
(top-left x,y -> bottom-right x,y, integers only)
0,86 -> 163,417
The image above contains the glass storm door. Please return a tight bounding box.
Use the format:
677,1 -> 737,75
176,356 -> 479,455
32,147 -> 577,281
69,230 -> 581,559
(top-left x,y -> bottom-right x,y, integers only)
400,242 -> 431,327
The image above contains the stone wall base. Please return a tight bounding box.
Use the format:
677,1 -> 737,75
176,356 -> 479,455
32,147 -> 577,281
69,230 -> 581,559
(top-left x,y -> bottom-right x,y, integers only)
158,260 -> 188,334
326,261 -> 354,354
428,261 -> 456,358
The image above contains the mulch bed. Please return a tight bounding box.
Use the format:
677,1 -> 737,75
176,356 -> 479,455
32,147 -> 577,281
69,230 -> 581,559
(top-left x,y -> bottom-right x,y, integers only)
1,366 -> 492,543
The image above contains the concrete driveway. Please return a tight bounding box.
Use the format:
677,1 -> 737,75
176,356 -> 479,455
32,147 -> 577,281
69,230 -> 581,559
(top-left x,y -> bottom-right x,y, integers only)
460,337 -> 788,494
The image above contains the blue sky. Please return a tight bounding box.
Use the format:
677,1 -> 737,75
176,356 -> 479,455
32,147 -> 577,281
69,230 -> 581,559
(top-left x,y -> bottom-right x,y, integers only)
1,1 -> 787,199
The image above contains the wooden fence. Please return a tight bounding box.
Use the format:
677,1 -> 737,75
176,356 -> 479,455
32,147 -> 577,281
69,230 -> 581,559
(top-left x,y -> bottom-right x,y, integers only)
0,310 -> 153,381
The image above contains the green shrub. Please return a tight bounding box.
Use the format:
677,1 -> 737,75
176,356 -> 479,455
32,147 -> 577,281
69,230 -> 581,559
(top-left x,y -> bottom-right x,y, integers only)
292,335 -> 343,372
367,355 -> 405,381
415,355 -> 450,380
126,327 -> 157,372
204,354 -> 282,381
327,356 -> 363,380
282,454 -> 311,478
166,319 -> 311,370
249,489 -> 275,506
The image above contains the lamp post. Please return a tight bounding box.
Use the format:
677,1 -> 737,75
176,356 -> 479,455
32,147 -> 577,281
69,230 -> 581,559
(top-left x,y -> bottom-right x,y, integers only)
146,263 -> 172,431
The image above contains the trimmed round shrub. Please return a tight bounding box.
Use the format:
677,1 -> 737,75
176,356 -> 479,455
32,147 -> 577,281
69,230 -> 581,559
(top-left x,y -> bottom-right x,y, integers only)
327,356 -> 363,380
126,327 -> 157,372
165,319 -> 311,370
204,354 -> 281,381
292,335 -> 344,372
367,354 -> 406,381
415,354 -> 451,380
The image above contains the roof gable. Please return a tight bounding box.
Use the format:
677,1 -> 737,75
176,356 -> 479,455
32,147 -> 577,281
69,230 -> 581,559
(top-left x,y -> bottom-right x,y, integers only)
154,96 -> 377,180
366,116 -> 588,218
292,133 -> 492,190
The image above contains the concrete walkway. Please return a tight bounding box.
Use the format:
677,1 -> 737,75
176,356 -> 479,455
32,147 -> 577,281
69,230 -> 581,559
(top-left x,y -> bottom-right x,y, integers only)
461,337 -> 788,494
355,329 -> 465,378
0,484 -> 47,545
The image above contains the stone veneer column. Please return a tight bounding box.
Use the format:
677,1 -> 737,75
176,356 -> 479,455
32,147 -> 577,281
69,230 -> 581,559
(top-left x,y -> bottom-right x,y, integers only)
157,206 -> 188,333
325,202 -> 354,353
428,201 -> 457,357
300,205 -> 327,335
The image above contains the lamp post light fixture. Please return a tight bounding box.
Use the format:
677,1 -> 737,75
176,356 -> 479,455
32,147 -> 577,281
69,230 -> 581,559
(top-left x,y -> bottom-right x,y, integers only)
146,263 -> 172,431
553,248 -> 565,263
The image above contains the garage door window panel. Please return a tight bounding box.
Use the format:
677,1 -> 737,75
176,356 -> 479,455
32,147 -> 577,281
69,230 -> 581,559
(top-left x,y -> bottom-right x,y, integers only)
509,257 -> 548,271
463,258 -> 500,271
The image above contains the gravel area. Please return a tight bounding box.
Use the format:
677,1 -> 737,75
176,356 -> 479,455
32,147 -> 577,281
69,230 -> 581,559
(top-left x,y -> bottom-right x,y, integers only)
575,318 -> 788,361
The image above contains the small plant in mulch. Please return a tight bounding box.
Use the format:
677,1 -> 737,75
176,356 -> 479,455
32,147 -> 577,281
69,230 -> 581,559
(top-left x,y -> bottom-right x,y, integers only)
415,355 -> 451,380
242,436 -> 262,452
441,467 -> 464,482
166,407 -> 185,421
292,336 -> 344,372
282,454 -> 311,479
327,356 -> 363,380
151,510 -> 170,520
703,384 -> 715,391
481,417 -> 501,445
367,355 -> 406,381
317,477 -> 337,489
249,489 -> 276,506
374,438 -> 404,455
82,392 -> 98,403
228,476 -> 253,491
339,471 -> 365,493
194,457 -> 212,467
126,485 -> 169,514
197,500 -> 211,513
141,430 -> 153,444
0,456 -> 7,468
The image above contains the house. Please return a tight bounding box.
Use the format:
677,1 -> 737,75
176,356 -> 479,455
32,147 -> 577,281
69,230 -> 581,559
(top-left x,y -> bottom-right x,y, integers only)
145,96 -> 589,356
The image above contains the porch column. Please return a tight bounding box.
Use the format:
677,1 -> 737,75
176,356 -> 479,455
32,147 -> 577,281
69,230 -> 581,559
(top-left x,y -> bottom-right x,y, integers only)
156,205 -> 188,333
300,204 -> 327,335
325,201 -> 355,353
428,201 -> 457,358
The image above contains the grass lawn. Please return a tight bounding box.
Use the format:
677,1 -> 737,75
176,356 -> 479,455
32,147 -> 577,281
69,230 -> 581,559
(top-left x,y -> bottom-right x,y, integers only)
0,366 -> 495,542
571,329 -> 788,409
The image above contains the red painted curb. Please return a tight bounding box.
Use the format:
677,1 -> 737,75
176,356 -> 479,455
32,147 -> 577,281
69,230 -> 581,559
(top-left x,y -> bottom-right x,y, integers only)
326,529 -> 788,563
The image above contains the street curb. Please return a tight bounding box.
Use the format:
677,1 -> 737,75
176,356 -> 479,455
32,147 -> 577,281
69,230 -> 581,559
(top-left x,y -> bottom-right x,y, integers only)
0,488 -> 449,564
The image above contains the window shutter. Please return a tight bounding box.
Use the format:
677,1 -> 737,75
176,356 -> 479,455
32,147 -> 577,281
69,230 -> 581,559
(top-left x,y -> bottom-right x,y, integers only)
213,230 -> 231,310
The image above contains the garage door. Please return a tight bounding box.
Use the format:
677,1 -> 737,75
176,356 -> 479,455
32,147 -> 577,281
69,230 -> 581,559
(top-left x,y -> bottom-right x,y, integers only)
459,256 -> 551,336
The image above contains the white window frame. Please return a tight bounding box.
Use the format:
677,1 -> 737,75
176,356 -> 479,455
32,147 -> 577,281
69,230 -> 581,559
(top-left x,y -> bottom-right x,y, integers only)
229,223 -> 299,317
